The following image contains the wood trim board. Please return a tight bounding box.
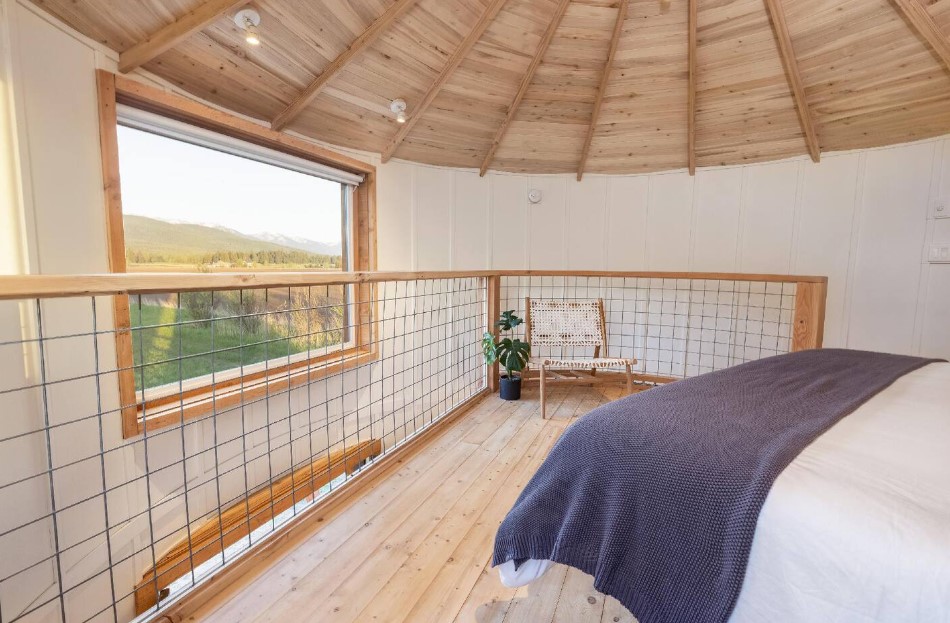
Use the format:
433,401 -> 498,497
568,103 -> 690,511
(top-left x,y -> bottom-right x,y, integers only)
93,71 -> 378,439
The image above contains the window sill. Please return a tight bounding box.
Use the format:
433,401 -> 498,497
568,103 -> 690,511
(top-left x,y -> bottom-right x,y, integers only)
132,347 -> 377,437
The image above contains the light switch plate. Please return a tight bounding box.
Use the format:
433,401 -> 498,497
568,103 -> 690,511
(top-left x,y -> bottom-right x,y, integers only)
929,244 -> 950,263
934,198 -> 950,219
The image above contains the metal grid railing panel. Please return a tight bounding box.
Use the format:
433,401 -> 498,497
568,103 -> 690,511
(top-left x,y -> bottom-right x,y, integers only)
0,278 -> 486,623
499,275 -> 796,378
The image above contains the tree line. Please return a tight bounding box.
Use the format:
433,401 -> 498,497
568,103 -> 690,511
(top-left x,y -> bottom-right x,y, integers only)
126,248 -> 342,268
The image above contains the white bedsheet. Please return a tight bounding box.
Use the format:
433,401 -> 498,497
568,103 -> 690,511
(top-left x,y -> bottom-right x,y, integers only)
499,362 -> 950,622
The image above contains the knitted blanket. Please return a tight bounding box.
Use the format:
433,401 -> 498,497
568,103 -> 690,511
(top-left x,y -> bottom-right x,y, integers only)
493,349 -> 942,623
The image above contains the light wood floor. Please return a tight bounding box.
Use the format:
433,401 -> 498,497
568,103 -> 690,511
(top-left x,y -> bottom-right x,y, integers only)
188,386 -> 639,623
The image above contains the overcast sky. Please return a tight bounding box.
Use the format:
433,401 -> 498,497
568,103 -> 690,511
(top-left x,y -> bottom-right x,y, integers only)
116,125 -> 343,244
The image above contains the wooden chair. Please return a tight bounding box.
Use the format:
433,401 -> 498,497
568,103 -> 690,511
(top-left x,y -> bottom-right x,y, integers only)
525,298 -> 638,418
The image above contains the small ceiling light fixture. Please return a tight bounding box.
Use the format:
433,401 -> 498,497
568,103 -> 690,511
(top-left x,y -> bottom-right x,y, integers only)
234,8 -> 262,46
390,99 -> 408,124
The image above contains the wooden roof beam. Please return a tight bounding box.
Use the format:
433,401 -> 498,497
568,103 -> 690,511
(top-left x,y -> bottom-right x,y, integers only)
118,0 -> 247,73
479,0 -> 572,177
687,0 -> 696,175
381,0 -> 510,163
764,0 -> 820,162
577,0 -> 628,181
891,0 -> 950,74
272,0 -> 422,131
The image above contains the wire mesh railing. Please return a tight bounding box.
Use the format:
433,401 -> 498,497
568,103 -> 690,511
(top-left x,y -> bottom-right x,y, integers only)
498,274 -> 800,379
0,270 -> 824,623
0,275 -> 487,623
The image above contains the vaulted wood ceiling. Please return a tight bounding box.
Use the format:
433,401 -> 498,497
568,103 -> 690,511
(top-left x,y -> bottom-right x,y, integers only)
32,0 -> 950,176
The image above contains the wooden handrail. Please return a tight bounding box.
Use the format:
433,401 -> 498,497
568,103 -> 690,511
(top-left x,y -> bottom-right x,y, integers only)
134,439 -> 382,614
0,270 -> 827,300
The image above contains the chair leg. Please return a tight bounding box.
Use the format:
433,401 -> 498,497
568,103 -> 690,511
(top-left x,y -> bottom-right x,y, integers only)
625,362 -> 633,395
540,364 -> 547,419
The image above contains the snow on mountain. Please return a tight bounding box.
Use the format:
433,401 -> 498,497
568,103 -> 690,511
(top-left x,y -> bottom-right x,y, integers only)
251,232 -> 342,256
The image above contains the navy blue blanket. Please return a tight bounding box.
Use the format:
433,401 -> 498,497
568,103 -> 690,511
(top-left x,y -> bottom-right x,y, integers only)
493,349 -> 942,623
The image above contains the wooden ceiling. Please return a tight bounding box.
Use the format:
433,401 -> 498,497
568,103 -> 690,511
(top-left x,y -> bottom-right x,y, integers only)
31,0 -> 950,176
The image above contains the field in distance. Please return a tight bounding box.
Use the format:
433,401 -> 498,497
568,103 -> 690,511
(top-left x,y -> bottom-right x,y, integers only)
124,214 -> 343,272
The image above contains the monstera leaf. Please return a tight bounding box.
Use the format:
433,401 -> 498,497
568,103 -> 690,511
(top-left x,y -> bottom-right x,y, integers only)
482,331 -> 499,365
496,310 -> 522,332
496,337 -> 530,378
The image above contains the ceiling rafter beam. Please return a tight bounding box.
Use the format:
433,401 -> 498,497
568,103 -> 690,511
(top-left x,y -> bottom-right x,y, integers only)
381,0 -> 510,163
764,0 -> 820,162
687,0 -> 696,175
577,0 -> 628,181
271,0 -> 422,131
891,0 -> 950,74
479,0 -> 572,177
118,0 -> 247,73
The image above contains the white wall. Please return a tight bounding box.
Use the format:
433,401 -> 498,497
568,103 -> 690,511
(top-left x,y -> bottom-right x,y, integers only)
377,147 -> 950,359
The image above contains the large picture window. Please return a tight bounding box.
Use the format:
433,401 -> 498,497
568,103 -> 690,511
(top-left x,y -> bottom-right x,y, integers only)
97,72 -> 376,438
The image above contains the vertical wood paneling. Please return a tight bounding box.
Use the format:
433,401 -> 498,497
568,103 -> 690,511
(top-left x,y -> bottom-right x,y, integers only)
527,176 -> 567,269
691,168 -> 743,271
414,166 -> 452,270
793,154 -> 860,348
848,142 -> 934,353
920,266 -> 950,358
605,176 -> 649,270
374,142 -> 945,358
376,160 -> 414,270
567,176 -> 607,270
490,174 -> 527,269
452,170 -> 489,269
647,172 -> 693,270
739,161 -> 799,273
15,5 -> 106,274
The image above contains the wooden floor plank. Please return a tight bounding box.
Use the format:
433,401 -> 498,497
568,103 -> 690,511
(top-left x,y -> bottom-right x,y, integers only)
552,567 -> 607,623
318,401 -> 547,622
196,396 -> 514,622
356,405 -> 563,623
388,392 -> 582,623
253,395 -> 551,622
186,387 -> 640,623
602,595 -> 639,623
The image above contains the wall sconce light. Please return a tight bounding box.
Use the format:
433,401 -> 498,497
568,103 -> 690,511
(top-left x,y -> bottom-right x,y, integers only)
390,99 -> 408,124
234,8 -> 262,46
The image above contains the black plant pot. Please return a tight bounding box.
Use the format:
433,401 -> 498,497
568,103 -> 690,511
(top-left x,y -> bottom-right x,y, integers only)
499,375 -> 522,401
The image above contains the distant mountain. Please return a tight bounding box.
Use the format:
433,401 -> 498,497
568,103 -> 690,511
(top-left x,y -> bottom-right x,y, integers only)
251,232 -> 342,256
123,215 -> 340,260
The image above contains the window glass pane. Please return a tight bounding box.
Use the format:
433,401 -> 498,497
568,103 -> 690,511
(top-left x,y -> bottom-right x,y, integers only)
117,124 -> 350,393
117,125 -> 345,272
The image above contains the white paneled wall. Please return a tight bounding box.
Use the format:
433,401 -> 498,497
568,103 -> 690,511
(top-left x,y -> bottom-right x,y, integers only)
376,146 -> 950,359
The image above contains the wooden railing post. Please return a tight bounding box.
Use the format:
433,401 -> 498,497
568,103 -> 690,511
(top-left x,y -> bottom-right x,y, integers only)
791,280 -> 828,351
486,275 -> 501,392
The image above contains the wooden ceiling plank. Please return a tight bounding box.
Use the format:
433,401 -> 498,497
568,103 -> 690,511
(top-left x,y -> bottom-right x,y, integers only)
687,0 -> 696,176
381,0 -> 511,163
118,0 -> 247,73
891,0 -> 950,74
271,0 -> 422,131
764,0 -> 820,163
577,0 -> 628,181
478,0 -> 573,177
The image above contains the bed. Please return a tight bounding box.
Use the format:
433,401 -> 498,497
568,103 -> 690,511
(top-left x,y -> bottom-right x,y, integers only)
493,350 -> 950,623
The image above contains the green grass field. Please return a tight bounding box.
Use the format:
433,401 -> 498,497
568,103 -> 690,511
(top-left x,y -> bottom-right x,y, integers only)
130,304 -> 342,391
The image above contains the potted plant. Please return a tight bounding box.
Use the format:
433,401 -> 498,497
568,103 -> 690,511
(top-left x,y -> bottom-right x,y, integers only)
482,310 -> 531,400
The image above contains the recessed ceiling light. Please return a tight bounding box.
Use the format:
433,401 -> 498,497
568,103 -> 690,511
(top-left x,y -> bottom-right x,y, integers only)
390,99 -> 408,124
234,8 -> 262,46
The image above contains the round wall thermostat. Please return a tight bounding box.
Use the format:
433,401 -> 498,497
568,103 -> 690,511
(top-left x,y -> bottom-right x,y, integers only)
528,189 -> 542,204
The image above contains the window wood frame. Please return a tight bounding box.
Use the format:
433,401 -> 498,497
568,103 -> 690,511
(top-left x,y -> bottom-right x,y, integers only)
95,70 -> 378,439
